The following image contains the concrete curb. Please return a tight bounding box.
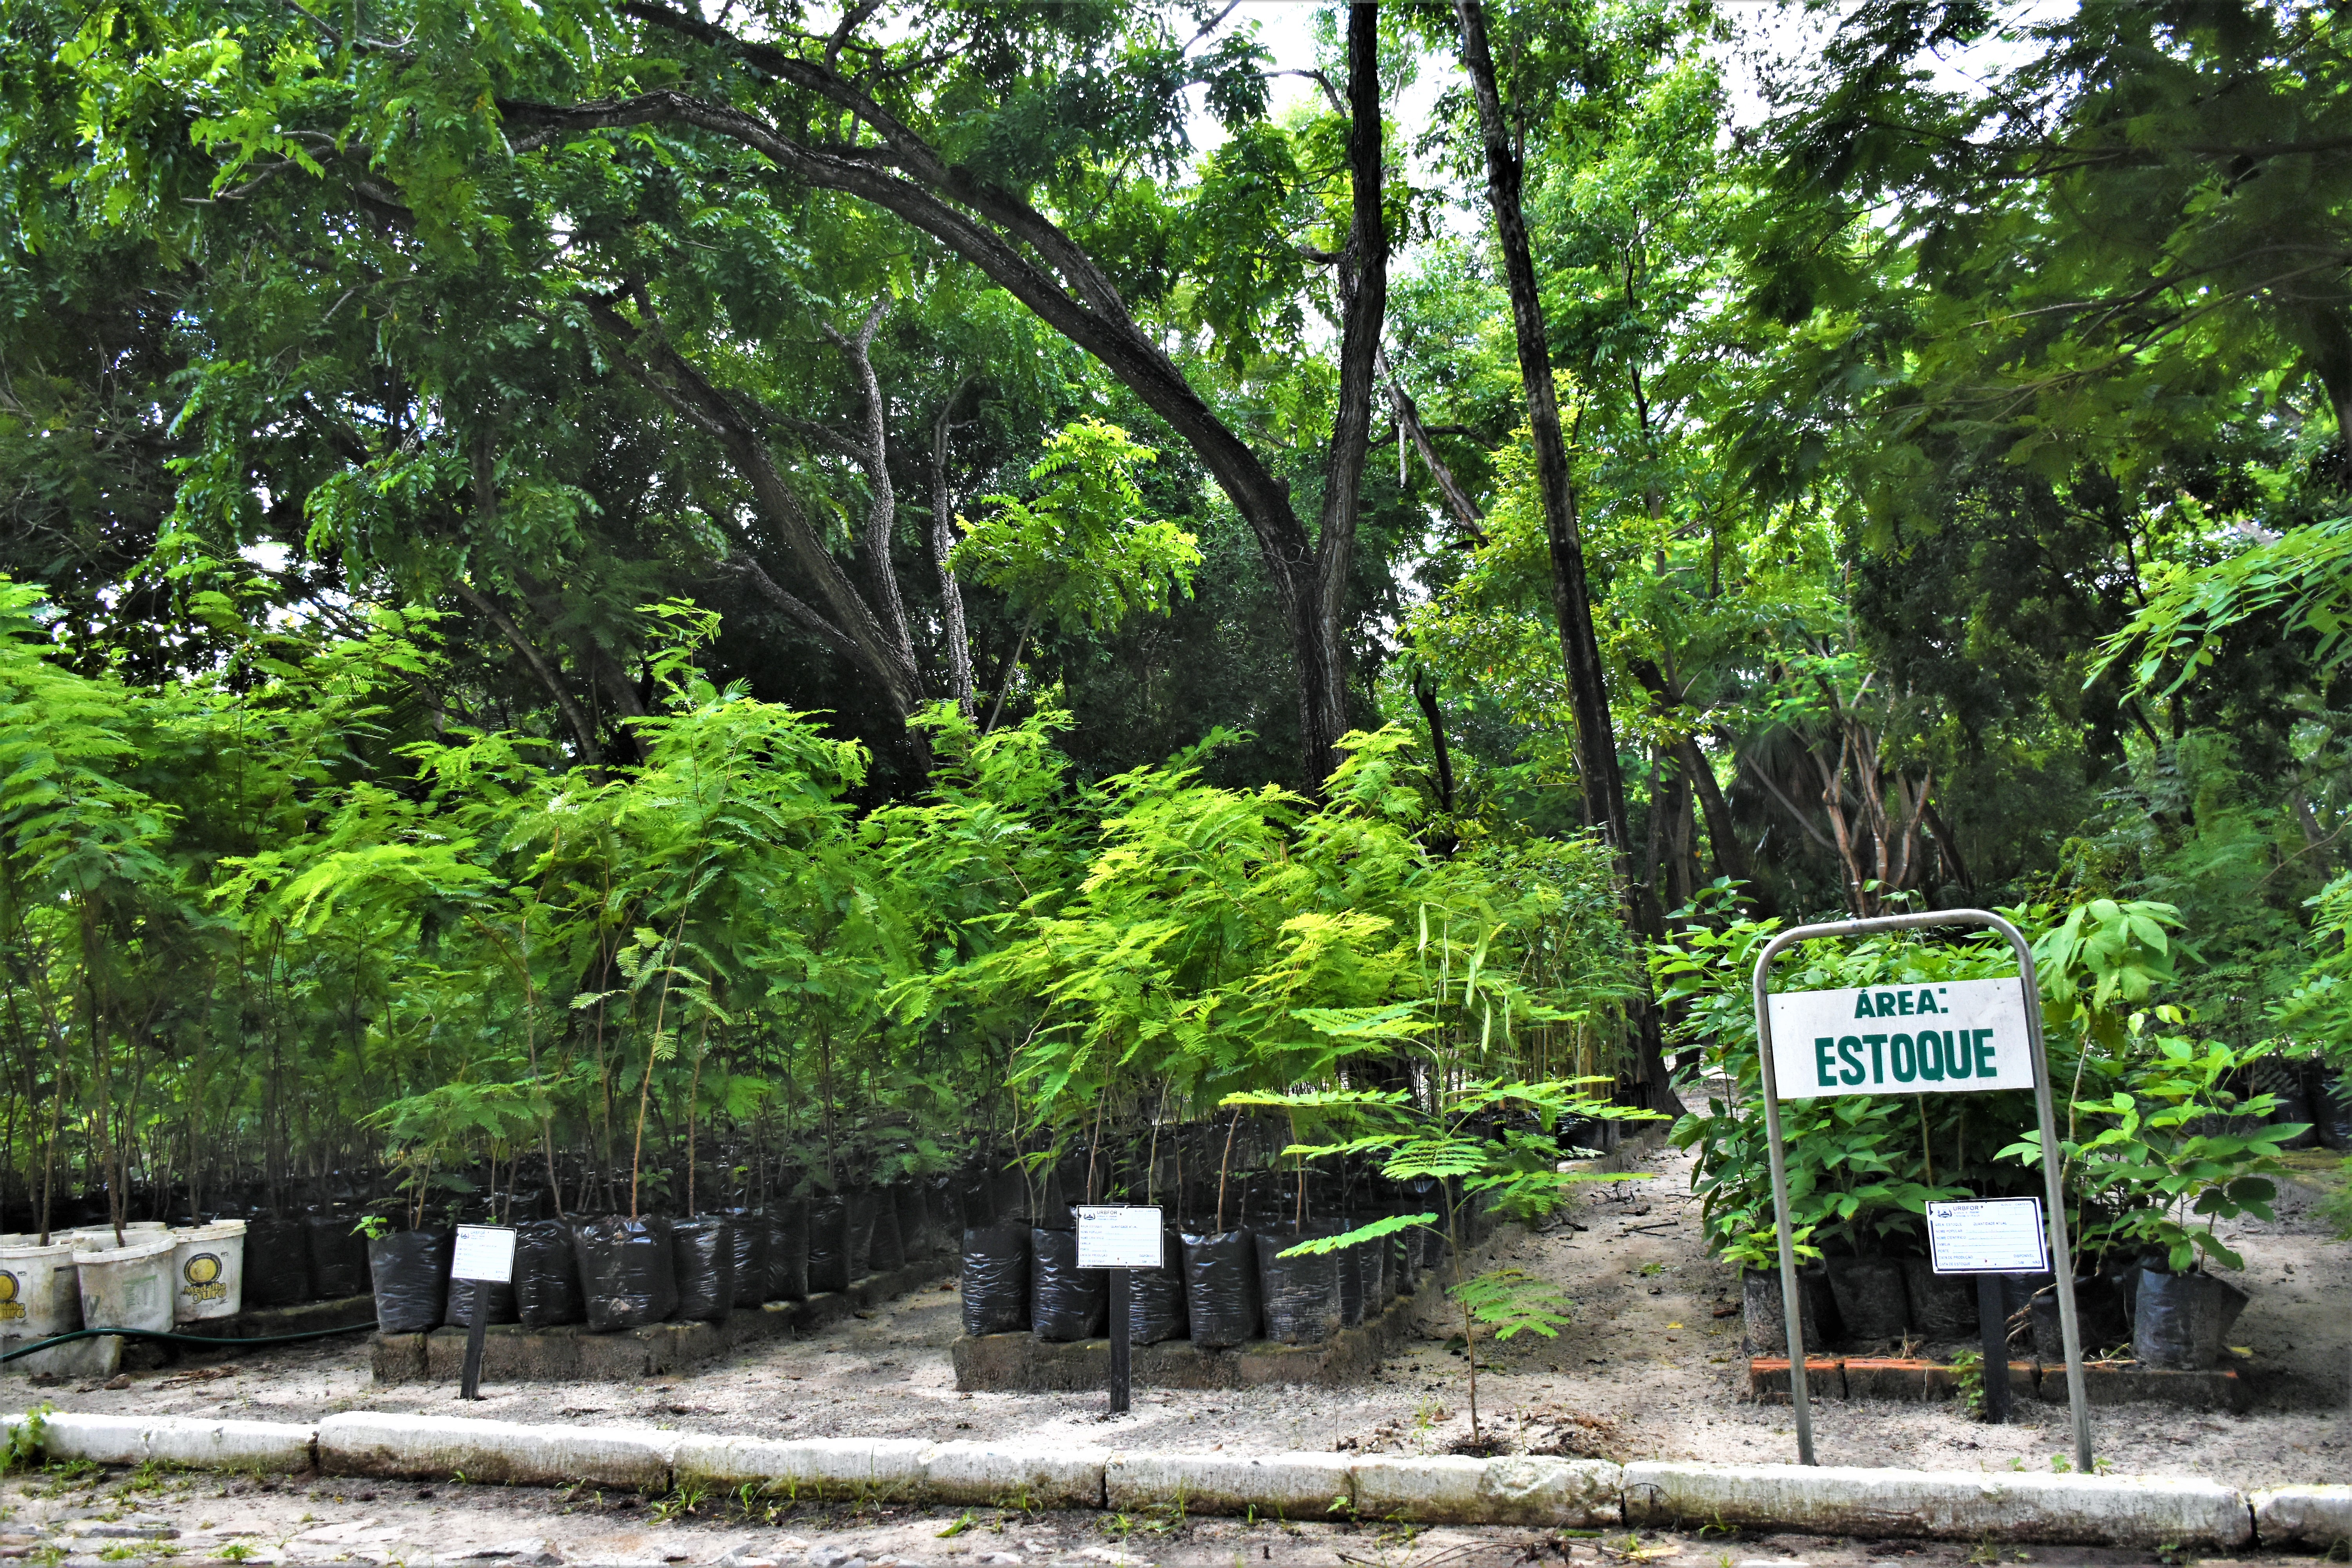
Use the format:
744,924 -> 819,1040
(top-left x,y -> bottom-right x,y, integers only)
917,1440 -> 1110,1511
1623,1460 -> 2252,1548
2250,1485 -> 2352,1551
1103,1451 -> 1351,1519
1350,1455 -> 1620,1526
36,1411 -> 315,1473
672,1436 -> 929,1499
318,1413 -> 675,1489
0,1411 -> 2297,1547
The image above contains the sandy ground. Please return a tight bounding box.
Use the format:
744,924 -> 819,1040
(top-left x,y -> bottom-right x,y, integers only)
11,1143 -> 2347,1555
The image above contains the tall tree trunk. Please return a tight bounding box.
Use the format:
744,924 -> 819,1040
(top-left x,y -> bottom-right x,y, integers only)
1923,800 -> 1974,893
1414,675 -> 1456,814
1625,655 -> 1772,913
1297,0 -> 1388,786
1662,761 -> 1697,914
1679,735 -> 1771,912
930,380 -> 978,719
1455,0 -> 1679,1113
822,299 -> 923,685
586,295 -> 929,744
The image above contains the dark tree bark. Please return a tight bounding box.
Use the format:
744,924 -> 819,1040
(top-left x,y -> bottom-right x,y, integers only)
1922,800 -> 1975,895
1414,674 -> 1456,813
1661,760 -> 1697,913
1681,736 -> 1768,907
1308,2 -> 1391,770
1455,0 -> 1679,1113
450,579 -> 604,772
1624,655 -> 1772,913
504,0 -> 1389,789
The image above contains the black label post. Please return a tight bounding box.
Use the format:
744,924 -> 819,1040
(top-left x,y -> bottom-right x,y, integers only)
459,1287 -> 488,1400
1976,1274 -> 2011,1423
1108,1267 -> 1131,1414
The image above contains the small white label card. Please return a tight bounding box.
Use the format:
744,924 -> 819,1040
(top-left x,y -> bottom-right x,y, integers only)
1074,1205 -> 1164,1269
450,1225 -> 518,1283
1926,1198 -> 2049,1275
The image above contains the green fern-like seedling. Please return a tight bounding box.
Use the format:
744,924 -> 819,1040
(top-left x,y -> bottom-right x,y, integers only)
1454,1268 -> 1575,1342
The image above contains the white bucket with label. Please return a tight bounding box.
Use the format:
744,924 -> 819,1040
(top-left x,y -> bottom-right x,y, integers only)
0,1241 -> 89,1379
170,1221 -> 245,1322
71,1236 -> 175,1379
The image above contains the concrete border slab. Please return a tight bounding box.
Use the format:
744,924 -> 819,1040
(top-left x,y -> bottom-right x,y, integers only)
15,1412 -> 314,1473
1103,1452 -> 1354,1520
318,1413 -> 675,1489
0,1403 -> 2306,1555
2250,1484 -> 2352,1551
1348,1455 -> 1619,1526
670,1436 -> 929,1501
918,1441 -> 1108,1510
1623,1461 -> 2251,1548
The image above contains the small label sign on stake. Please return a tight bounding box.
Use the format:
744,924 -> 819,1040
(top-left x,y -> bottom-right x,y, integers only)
450,1225 -> 515,1403
1926,1198 -> 2049,1275
1074,1205 -> 1161,1417
1074,1205 -> 1163,1270
451,1225 -> 517,1283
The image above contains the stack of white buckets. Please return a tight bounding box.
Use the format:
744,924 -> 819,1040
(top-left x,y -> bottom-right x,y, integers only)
0,1220 -> 247,1378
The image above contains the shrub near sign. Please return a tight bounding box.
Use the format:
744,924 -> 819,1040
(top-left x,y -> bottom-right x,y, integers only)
1765,978 -> 2035,1097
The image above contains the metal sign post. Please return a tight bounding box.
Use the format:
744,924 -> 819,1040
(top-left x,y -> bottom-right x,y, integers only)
1751,909 -> 2091,1472
1076,1205 -> 1163,1416
450,1225 -> 516,1402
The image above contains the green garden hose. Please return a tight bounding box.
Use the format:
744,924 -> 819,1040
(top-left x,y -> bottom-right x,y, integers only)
0,1320 -> 376,1363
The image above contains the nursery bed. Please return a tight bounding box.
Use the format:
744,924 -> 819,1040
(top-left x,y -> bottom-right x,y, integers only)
370,1259 -> 949,1384
1748,1354 -> 2254,1408
949,1269 -> 1433,1391
19,1145 -> 2348,1495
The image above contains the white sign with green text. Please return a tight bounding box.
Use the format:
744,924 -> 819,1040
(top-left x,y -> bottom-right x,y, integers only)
1766,978 -> 2035,1098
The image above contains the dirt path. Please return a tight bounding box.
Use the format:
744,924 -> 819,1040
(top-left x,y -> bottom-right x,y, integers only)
22,1146 -> 2349,1493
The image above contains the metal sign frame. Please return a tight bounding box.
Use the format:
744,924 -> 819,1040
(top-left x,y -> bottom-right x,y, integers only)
1751,908 -> 2091,1471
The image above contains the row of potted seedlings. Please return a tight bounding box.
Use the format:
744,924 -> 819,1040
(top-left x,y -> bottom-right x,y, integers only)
1746,1248 -> 2247,1371
957,1144 -> 1491,1348
366,1182 -> 953,1336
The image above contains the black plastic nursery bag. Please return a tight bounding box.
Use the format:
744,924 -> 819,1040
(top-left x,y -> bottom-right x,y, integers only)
573,1214 -> 679,1331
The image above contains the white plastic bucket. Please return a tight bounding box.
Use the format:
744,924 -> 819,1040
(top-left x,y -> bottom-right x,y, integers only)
0,1243 -> 82,1339
170,1221 -> 245,1322
74,1235 -> 175,1336
54,1236 -> 176,1382
0,1242 -> 91,1380
64,1229 -> 120,1253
